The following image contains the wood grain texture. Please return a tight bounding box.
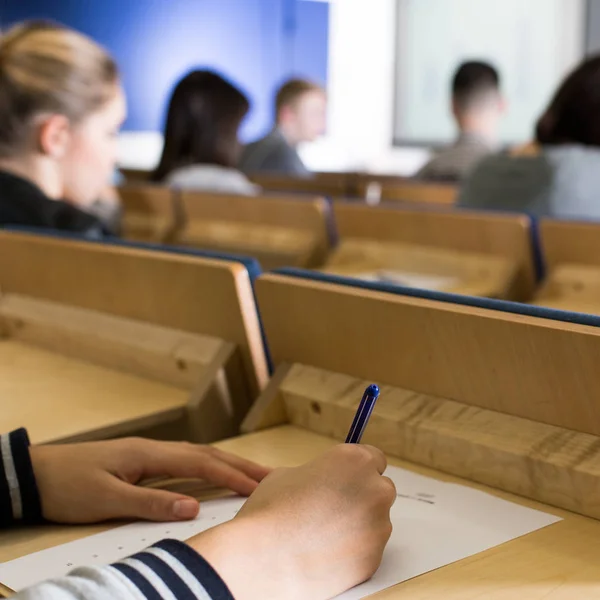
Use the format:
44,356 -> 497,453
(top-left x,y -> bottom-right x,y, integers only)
119,185 -> 181,243
355,177 -> 457,205
0,340 -> 187,444
276,363 -> 600,520
541,218 -> 600,272
176,191 -> 332,269
332,203 -> 536,300
249,172 -> 351,197
323,239 -> 517,299
1,426 -> 599,599
0,294 -> 224,389
0,294 -> 246,444
535,220 -> 600,313
256,273 -> 600,437
0,231 -> 269,397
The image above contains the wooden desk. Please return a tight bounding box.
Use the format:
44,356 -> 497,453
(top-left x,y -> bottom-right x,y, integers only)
327,204 -> 536,301
0,341 -> 187,444
355,177 -> 458,206
533,219 -> 600,314
1,426 -> 598,599
0,231 -> 270,444
119,185 -> 180,243
249,172 -> 352,197
176,191 -> 333,269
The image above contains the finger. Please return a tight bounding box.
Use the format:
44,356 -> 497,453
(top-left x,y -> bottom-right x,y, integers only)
111,480 -> 201,522
124,442 -> 265,495
206,447 -> 272,482
134,444 -> 262,496
359,445 -> 388,475
190,455 -> 261,496
380,475 -> 398,507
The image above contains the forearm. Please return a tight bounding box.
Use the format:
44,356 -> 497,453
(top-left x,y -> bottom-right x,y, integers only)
2,431 -> 234,599
0,429 -> 42,527
15,540 -> 234,600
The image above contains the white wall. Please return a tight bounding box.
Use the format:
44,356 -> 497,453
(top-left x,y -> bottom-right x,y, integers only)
300,0 -> 431,175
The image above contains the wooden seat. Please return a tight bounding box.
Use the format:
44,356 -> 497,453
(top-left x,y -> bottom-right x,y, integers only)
0,231 -> 269,444
175,191 -> 333,269
118,184 -> 180,243
324,203 -> 535,300
355,175 -> 458,206
533,219 -> 600,314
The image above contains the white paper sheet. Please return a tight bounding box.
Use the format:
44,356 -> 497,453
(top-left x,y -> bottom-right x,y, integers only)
352,270 -> 459,291
0,466 -> 561,598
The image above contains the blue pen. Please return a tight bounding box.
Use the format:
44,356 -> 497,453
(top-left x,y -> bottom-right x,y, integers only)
345,384 -> 380,444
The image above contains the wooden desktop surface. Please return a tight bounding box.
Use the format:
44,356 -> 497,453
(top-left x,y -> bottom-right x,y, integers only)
0,341 -> 187,444
0,426 -> 598,599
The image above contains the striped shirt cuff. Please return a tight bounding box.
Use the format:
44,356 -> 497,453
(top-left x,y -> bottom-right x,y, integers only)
111,540 -> 234,600
0,429 -> 43,527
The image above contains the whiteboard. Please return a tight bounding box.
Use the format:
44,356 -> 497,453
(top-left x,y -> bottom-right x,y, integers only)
394,0 -> 584,145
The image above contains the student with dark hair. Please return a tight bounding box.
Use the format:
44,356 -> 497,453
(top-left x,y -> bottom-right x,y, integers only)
152,70 -> 259,195
417,61 -> 504,182
459,55 -> 600,219
239,78 -> 326,178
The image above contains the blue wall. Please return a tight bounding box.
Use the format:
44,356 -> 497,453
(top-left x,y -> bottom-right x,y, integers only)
1,0 -> 329,140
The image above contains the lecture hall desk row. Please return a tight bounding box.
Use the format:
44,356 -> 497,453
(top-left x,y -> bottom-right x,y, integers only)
1,238 -> 600,599
119,183 -> 600,313
120,167 -> 459,205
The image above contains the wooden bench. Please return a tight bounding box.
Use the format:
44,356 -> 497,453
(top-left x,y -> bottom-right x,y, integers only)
0,231 -> 269,445
355,175 -> 458,206
324,203 -> 536,300
534,218 -> 600,314
249,171 -> 352,197
118,184 -> 181,243
175,191 -> 333,269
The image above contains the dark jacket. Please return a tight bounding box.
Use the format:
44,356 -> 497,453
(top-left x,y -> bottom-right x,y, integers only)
0,170 -> 107,236
239,128 -> 311,178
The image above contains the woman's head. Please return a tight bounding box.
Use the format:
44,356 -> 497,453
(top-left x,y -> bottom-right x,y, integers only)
153,70 -> 249,181
0,21 -> 125,205
536,55 -> 600,147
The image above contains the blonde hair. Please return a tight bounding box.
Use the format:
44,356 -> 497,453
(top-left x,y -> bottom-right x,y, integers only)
0,21 -> 119,157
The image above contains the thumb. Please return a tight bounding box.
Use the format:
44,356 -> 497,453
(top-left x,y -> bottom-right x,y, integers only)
113,482 -> 200,522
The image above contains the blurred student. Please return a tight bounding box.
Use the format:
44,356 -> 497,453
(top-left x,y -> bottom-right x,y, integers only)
7,429 -> 394,600
417,61 -> 504,182
239,78 -> 326,178
459,55 -> 600,220
0,22 -> 124,236
152,70 -> 259,195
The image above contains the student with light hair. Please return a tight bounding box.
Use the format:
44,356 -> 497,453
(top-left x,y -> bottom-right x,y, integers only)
0,22 -> 126,235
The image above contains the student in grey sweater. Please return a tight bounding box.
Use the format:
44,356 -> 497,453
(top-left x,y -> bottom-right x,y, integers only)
459,55 -> 600,219
5,429 -> 395,600
239,79 -> 327,178
416,61 -> 504,182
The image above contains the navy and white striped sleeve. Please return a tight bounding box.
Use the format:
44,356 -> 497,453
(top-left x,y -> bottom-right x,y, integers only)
0,428 -> 43,527
1,430 -> 234,600
15,540 -> 234,600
